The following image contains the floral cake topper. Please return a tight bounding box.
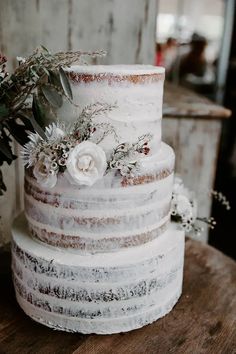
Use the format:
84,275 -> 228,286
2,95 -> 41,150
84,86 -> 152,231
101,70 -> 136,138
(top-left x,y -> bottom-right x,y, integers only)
22,102 -> 152,188
0,46 -> 107,195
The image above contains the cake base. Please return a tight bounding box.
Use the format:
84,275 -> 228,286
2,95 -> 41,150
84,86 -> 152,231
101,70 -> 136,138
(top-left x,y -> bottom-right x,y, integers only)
11,214 -> 185,334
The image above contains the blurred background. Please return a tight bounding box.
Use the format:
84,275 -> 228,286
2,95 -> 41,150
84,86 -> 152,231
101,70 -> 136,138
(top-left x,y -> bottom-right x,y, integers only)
156,0 -> 225,99
156,0 -> 236,259
0,0 -> 235,258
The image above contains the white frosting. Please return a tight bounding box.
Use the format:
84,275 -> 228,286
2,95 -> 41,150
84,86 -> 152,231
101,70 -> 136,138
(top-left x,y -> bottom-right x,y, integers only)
25,142 -> 175,193
24,143 -> 175,252
15,290 -> 182,334
12,64 -> 185,334
12,215 -> 184,334
67,65 -> 165,75
55,65 -> 165,155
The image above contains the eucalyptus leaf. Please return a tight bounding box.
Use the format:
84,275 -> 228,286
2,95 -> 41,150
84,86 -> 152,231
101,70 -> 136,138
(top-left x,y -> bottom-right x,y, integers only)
30,67 -> 39,79
40,45 -> 49,53
30,116 -> 47,140
41,84 -> 63,108
19,111 -> 46,140
48,70 -> 61,88
32,94 -> 43,124
0,169 -> 6,195
6,120 -> 30,146
17,113 -> 34,131
0,105 -> 9,119
0,136 -> 15,160
59,67 -> 73,100
42,67 -> 50,76
32,94 -> 47,138
12,93 -> 29,112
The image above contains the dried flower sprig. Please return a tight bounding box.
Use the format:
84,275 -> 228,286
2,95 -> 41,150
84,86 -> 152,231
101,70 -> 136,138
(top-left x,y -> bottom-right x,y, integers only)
0,46 -> 106,194
171,176 -> 231,236
107,134 -> 152,177
210,190 -> 231,210
0,55 -> 8,82
21,122 -> 71,169
22,104 -> 153,188
22,102 -> 114,171
51,50 -> 106,68
13,47 -> 105,80
197,216 -> 217,230
72,102 -> 116,142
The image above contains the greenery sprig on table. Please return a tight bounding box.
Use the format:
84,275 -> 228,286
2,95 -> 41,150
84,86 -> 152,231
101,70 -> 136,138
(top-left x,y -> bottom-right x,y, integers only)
0,46 -> 105,195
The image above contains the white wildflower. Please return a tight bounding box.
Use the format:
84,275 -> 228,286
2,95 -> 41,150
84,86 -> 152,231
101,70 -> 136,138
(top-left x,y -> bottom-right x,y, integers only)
16,56 -> 26,64
33,154 -> 57,188
175,194 -> 193,219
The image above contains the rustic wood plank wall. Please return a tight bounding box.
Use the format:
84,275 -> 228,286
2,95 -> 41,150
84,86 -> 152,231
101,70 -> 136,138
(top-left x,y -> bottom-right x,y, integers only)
162,118 -> 222,241
162,83 -> 230,242
0,0 -> 157,246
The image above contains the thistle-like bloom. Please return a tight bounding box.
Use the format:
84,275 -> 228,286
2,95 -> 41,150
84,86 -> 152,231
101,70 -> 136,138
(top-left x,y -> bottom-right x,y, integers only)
21,132 -> 43,167
45,122 -> 65,142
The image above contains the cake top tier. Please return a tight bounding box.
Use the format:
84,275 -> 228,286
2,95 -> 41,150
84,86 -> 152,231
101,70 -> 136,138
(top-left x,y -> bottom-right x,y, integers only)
54,64 -> 166,157
68,65 -> 165,75
67,65 -> 165,84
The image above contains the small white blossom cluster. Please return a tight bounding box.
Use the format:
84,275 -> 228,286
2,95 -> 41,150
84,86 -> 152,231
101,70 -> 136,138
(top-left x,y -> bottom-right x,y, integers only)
22,123 -> 77,188
210,190 -> 231,210
22,122 -> 107,188
197,216 -> 217,230
21,103 -> 113,188
171,176 -> 198,233
172,176 -> 231,236
107,134 -> 152,177
16,56 -> 26,64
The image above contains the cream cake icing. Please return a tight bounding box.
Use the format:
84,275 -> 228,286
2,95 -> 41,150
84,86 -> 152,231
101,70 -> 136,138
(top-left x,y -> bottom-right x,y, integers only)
24,142 -> 175,252
12,64 -> 185,334
67,64 -> 165,74
12,214 -> 184,334
56,65 -> 165,155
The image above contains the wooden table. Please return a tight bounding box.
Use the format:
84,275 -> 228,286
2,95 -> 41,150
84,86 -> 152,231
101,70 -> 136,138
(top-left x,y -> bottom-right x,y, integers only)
163,83 -> 231,242
0,239 -> 235,354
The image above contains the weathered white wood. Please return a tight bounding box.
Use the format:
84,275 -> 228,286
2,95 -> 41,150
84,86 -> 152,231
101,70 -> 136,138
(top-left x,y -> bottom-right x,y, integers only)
163,117 -> 222,242
69,0 -> 156,64
163,82 -> 229,242
0,0 -> 157,245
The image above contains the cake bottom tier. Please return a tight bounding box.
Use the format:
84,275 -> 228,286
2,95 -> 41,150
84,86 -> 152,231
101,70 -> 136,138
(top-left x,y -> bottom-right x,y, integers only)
11,214 -> 185,334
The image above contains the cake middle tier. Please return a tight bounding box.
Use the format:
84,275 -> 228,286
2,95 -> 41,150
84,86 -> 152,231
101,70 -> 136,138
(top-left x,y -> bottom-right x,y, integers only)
24,143 -> 174,253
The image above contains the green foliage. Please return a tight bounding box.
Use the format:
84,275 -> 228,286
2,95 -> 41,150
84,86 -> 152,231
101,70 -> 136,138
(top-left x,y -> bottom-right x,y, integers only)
0,46 -> 105,194
0,170 -> 6,196
59,67 -> 73,100
41,84 -> 63,108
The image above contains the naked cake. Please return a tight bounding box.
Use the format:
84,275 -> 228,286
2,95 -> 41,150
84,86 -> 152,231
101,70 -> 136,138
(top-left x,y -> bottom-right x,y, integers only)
12,65 -> 185,334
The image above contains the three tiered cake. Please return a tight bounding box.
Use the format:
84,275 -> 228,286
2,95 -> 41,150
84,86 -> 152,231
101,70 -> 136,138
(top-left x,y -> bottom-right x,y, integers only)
12,65 -> 185,334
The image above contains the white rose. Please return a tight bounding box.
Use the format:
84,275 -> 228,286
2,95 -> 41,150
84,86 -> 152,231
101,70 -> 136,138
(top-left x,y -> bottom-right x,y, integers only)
33,155 -> 57,188
66,141 -> 107,186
